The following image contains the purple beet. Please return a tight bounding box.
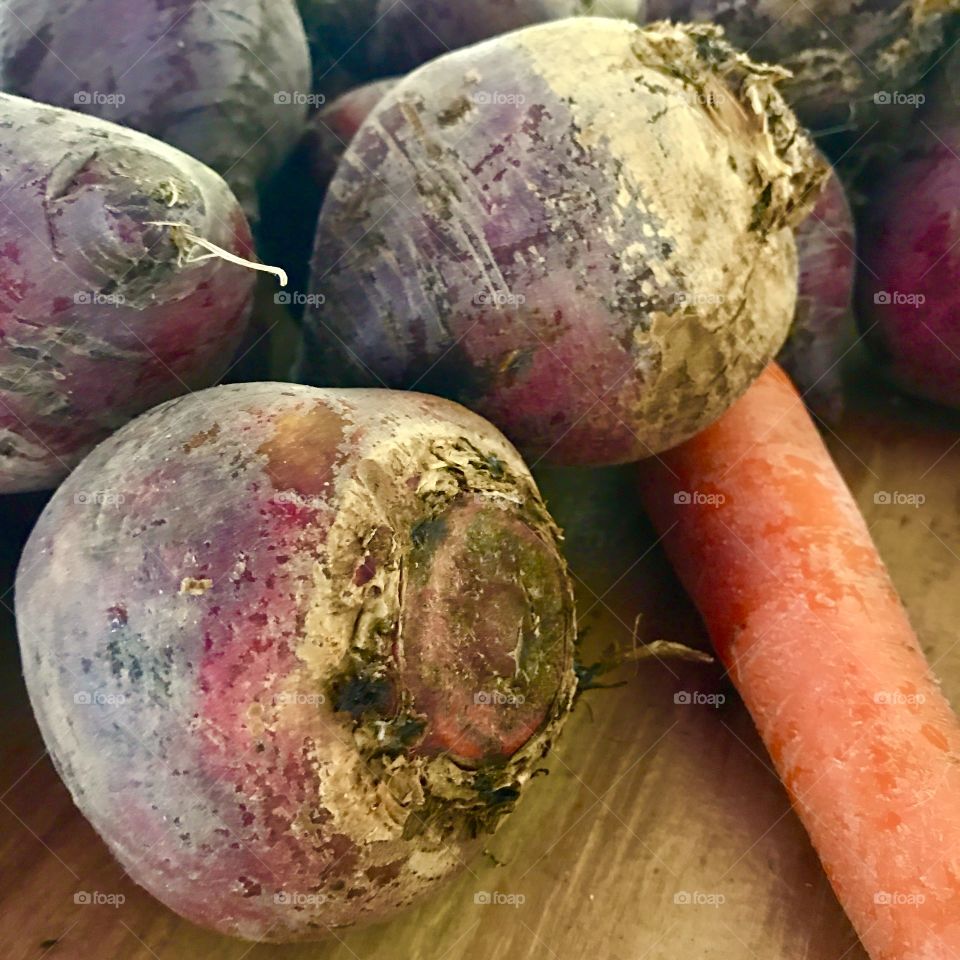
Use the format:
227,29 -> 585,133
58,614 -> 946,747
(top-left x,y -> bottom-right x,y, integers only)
856,98 -> 960,410
298,19 -> 823,466
0,94 -> 256,493
306,79 -> 399,190
298,0 -> 644,95
367,0 -> 645,74
778,161 -> 857,419
645,0 -> 957,135
0,0 -> 311,215
17,382 -> 576,940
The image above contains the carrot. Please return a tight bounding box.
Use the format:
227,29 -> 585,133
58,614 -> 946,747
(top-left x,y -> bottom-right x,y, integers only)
637,364 -> 960,960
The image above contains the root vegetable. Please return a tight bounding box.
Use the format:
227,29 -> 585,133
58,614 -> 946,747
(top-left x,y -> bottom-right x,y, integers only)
0,94 -> 256,494
644,0 -> 959,135
855,106 -> 960,410
0,0 -> 311,216
778,159 -> 856,419
297,1 -> 645,95
16,382 -> 577,941
297,18 -> 824,466
366,0 -> 645,74
296,0 -> 378,98
258,78 -> 400,303
307,79 -> 399,190
638,364 -> 960,960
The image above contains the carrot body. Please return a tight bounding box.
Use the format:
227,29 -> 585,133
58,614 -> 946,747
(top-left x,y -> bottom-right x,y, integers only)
638,364 -> 960,959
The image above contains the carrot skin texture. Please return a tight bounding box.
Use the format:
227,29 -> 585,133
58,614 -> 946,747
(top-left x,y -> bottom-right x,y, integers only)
638,365 -> 960,960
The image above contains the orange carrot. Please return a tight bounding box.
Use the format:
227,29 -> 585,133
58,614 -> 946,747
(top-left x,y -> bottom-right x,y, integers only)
638,364 -> 960,960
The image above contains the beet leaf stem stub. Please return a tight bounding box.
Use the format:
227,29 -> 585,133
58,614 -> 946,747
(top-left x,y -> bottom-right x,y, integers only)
147,221 -> 288,287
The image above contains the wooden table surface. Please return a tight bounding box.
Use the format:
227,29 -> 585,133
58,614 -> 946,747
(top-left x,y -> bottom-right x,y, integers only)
2,356 -> 959,960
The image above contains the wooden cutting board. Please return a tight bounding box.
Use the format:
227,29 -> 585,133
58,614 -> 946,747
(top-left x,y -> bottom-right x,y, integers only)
2,355 -> 958,960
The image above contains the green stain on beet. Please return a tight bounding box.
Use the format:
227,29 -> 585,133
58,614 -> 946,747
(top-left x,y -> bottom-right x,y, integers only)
457,510 -> 568,708
332,673 -> 394,718
436,95 -> 473,127
410,516 -> 447,552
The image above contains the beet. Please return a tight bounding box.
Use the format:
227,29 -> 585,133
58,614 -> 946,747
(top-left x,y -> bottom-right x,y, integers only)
306,78 -> 399,189
778,160 -> 857,419
0,0 -> 311,215
16,382 -> 577,941
644,0 -> 958,136
296,0 -> 378,98
257,77 -> 401,303
366,0 -> 645,74
297,0 -> 644,95
0,94 -> 256,493
856,102 -> 960,410
297,18 -> 823,465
